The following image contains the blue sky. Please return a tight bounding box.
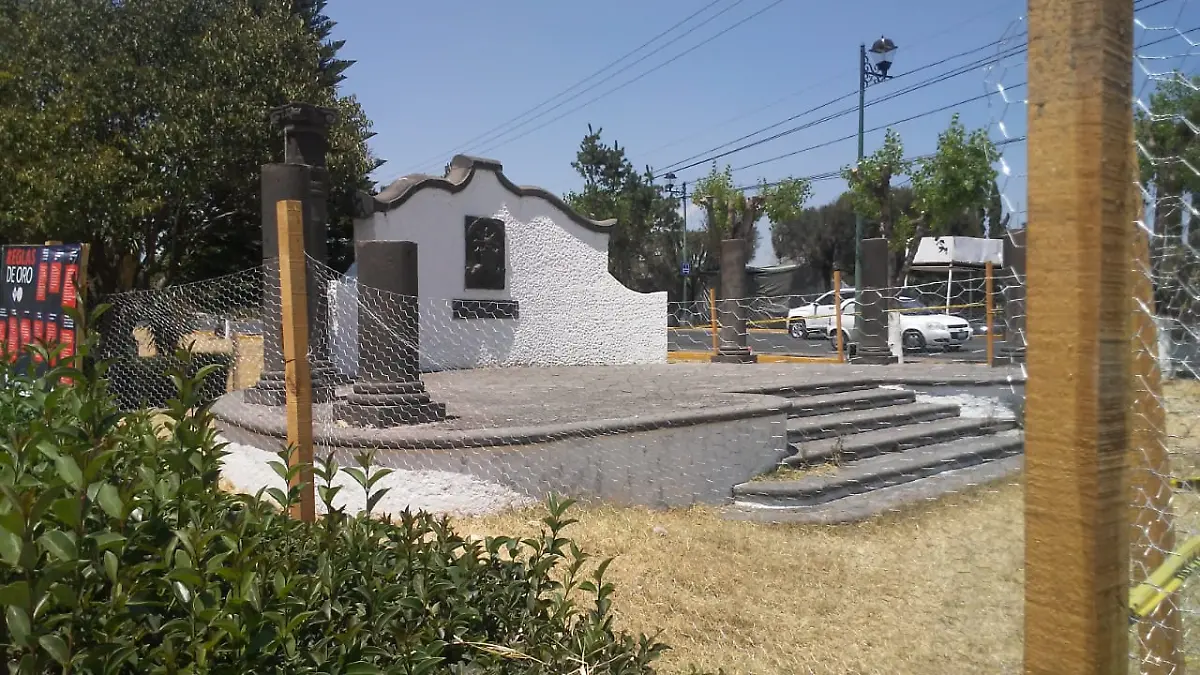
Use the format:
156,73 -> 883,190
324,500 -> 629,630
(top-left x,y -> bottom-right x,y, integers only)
326,0 -> 1195,265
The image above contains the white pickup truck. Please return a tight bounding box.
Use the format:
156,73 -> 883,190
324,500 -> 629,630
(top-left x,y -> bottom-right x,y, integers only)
794,296 -> 973,352
785,288 -> 855,338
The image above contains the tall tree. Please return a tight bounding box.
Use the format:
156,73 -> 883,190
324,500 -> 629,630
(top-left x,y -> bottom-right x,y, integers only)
841,115 -> 1000,287
564,125 -> 683,295
0,0 -> 378,294
1135,71 -> 1200,319
690,163 -> 811,264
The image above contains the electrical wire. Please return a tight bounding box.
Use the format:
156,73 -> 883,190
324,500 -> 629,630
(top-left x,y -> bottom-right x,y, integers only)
654,37 -> 1027,175
730,83 -> 1027,173
390,0 -> 738,178
640,4 -> 1023,161
469,0 -> 787,160
734,135 -> 1027,192
658,43 -> 1028,177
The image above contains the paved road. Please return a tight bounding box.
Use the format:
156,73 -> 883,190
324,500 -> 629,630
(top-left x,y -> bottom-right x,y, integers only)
668,328 -> 993,363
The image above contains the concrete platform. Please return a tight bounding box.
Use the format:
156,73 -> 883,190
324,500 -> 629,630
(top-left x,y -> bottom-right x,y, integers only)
212,363 -> 1024,509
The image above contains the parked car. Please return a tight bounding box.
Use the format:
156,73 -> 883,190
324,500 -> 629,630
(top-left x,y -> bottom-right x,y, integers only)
786,288 -> 856,338
825,297 -> 973,352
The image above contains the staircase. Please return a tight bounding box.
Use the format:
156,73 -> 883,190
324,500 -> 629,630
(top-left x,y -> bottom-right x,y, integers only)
725,382 -> 1023,524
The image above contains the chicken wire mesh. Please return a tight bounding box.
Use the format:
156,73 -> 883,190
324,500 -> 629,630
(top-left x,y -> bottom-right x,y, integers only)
84,235 -> 1031,672
985,0 -> 1200,670
666,273 -> 1013,365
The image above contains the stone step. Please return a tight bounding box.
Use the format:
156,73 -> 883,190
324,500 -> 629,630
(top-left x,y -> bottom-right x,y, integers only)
734,432 -> 1024,508
733,379 -> 881,399
723,454 -> 1024,525
783,416 -> 1020,468
785,387 -> 916,419
786,402 -> 961,443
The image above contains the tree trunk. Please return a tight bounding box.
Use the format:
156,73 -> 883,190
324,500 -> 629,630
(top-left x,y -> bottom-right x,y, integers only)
895,220 -> 929,290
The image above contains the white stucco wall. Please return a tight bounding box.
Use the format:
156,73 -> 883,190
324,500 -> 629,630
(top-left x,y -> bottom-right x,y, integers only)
334,168 -> 666,372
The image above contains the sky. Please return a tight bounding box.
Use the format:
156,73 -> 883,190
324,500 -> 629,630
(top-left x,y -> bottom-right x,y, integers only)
325,0 -> 1197,266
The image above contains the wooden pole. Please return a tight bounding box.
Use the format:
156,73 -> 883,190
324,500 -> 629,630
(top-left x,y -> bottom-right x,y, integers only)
833,269 -> 845,363
710,292 -> 718,354
1024,0 -> 1134,673
1128,141 -> 1183,673
985,261 -> 995,368
276,199 -> 316,523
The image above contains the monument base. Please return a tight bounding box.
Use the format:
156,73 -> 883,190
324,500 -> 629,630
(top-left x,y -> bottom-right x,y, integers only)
854,346 -> 898,365
244,368 -> 336,405
995,346 -> 1027,366
333,380 -> 447,427
711,347 -> 758,364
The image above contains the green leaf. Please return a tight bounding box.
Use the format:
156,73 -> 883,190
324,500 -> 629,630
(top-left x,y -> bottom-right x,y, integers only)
344,662 -> 383,674
38,633 -> 69,665
6,605 -> 30,646
0,581 -> 30,608
54,455 -> 83,490
37,530 -> 77,562
95,483 -> 123,519
0,528 -> 22,566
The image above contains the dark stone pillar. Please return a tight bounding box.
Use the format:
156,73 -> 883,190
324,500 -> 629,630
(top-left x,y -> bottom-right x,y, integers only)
711,238 -> 757,364
998,228 -> 1027,365
246,103 -> 338,405
855,238 -> 897,365
334,241 -> 446,427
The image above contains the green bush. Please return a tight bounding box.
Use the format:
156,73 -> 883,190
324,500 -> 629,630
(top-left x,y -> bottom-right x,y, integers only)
106,352 -> 232,411
0,307 -> 672,674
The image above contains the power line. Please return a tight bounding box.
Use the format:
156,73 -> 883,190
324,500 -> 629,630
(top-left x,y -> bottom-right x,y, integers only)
657,35 -> 1032,174
640,4 -> 1022,161
658,42 -> 1029,177
1135,24 -> 1200,50
734,136 -> 1027,192
469,0 -> 787,160
730,83 -> 1028,173
389,0 -> 737,177
655,39 -> 1027,175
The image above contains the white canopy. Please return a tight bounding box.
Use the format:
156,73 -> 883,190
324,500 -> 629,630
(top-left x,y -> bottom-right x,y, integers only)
909,236 -> 1003,271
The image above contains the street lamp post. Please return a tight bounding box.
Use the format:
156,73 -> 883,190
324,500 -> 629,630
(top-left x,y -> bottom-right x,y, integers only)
663,172 -> 689,302
854,35 -> 898,293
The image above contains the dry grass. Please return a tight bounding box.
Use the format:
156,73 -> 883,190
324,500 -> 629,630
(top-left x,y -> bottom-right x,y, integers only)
455,483 -> 1025,675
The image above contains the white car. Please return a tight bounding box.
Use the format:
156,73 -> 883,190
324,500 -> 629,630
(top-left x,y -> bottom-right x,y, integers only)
826,297 -> 973,352
786,288 -> 856,338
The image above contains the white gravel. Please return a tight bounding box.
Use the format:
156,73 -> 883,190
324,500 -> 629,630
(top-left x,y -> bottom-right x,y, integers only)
216,437 -> 536,517
913,392 -> 1016,420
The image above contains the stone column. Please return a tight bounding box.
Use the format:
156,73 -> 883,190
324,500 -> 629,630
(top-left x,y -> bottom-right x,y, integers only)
335,241 -> 446,427
246,103 -> 338,405
855,238 -> 897,365
711,238 -> 757,364
998,227 -> 1027,365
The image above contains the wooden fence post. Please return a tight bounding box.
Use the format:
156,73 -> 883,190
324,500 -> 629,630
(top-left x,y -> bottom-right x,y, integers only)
1024,0 -> 1135,673
985,261 -> 995,368
277,198 -> 316,523
833,267 -> 845,363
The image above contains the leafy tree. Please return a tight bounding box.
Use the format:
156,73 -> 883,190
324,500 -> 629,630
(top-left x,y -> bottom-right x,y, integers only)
564,125 -> 684,296
0,0 -> 378,295
690,163 -> 811,263
842,115 -> 1000,287
1135,71 -> 1200,319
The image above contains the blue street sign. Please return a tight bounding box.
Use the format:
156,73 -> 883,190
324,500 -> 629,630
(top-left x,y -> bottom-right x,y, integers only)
681,262 -> 691,276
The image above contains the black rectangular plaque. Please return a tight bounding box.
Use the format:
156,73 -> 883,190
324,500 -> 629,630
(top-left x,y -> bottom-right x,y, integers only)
464,216 -> 506,290
452,299 -> 519,320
